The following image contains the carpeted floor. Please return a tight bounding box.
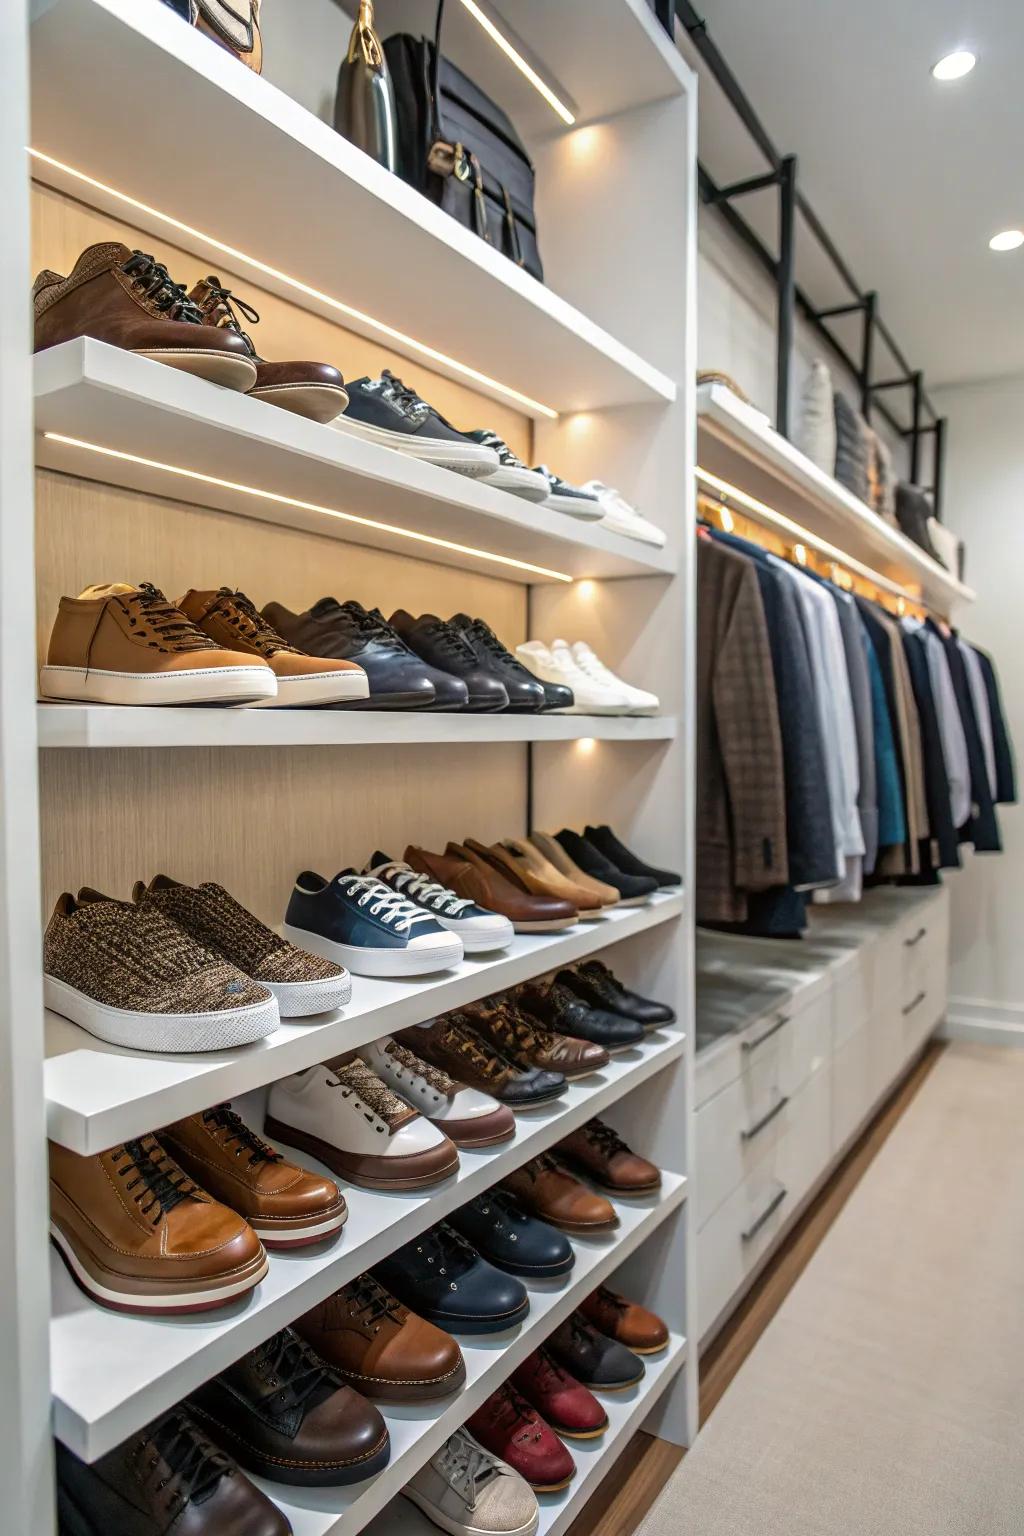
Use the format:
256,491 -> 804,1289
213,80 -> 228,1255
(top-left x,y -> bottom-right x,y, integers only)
639,1042 -> 1024,1536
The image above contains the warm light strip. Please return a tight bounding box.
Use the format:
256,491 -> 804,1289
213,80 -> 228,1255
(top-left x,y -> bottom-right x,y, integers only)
696,466 -> 922,604
455,0 -> 576,125
28,149 -> 559,420
43,433 -> 574,583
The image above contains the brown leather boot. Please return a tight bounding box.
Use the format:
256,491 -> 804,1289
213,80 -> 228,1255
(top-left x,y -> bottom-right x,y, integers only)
33,243 -> 258,389
580,1284 -> 669,1355
463,994 -> 609,1079
556,1117 -> 662,1195
501,1154 -> 619,1235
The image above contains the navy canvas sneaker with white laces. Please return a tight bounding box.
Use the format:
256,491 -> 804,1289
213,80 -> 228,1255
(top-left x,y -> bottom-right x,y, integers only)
283,870 -> 464,977
532,466 -> 603,520
332,369 -> 500,478
464,430 -> 550,502
365,852 -> 515,953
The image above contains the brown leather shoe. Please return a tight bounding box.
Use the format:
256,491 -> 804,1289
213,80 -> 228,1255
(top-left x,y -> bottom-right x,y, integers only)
464,994 -> 609,1079
160,1105 -> 347,1251
188,277 -> 350,423
491,837 -> 606,917
178,588 -> 369,707
40,583 -> 278,707
187,1328 -> 390,1487
33,243 -> 258,390
49,1136 -> 268,1314
530,831 -> 621,908
397,1015 -> 568,1108
502,1153 -> 619,1235
464,838 -> 589,920
557,1117 -> 662,1195
409,841 -> 577,932
293,1274 -> 466,1403
580,1284 -> 669,1355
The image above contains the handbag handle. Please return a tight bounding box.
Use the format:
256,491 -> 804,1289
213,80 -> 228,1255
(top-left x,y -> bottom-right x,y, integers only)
429,0 -> 446,139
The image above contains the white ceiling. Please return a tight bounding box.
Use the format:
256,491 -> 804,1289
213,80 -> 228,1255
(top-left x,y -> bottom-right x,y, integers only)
685,0 -> 1024,388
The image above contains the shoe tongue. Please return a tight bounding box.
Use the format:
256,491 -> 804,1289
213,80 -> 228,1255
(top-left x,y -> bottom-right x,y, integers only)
449,612 -> 472,628
78,582 -> 139,599
368,850 -> 393,869
309,596 -> 345,618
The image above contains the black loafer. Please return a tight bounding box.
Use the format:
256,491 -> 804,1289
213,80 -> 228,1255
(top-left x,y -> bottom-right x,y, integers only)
546,1311 -> 645,1391
389,610 -> 510,712
514,979 -> 645,1052
554,829 -> 658,904
583,825 -> 681,888
447,1190 -> 575,1279
374,1224 -> 530,1335
559,959 -> 676,1029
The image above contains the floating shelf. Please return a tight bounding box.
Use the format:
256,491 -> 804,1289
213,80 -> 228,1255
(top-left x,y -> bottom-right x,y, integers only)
696,382 -> 975,613
360,1333 -> 689,1536
29,0 -> 676,418
51,1041 -> 686,1460
45,889 -> 686,1154
34,341 -> 677,583
36,699 -> 678,750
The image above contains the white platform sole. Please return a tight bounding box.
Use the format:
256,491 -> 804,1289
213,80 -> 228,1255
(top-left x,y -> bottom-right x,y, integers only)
282,922 -> 464,977
440,916 -> 516,952
50,1222 -> 269,1311
483,464 -> 551,502
597,514 -> 667,547
251,671 -> 370,708
40,664 -> 277,707
250,1207 -> 348,1247
265,970 -> 352,1017
541,491 -> 604,520
43,973 -> 280,1052
331,416 -> 500,478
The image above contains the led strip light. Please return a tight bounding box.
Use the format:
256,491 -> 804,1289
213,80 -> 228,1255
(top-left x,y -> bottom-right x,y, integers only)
43,433 -> 574,583
455,0 -> 576,125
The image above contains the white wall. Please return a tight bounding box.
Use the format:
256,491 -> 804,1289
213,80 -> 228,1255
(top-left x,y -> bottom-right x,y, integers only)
932,375 -> 1024,1042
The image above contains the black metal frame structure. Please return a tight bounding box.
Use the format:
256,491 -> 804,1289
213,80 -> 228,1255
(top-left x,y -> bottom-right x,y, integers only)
664,0 -> 947,517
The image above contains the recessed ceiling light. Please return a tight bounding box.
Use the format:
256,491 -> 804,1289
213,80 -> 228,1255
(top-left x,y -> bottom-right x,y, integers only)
989,229 -> 1024,252
931,50 -> 976,81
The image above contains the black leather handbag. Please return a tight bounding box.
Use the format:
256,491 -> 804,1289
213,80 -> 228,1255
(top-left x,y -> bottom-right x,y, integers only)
384,0 -> 543,281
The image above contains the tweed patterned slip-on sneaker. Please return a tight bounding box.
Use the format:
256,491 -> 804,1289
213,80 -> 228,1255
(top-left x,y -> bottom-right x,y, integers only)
134,874 -> 351,1016
43,890 -> 279,1052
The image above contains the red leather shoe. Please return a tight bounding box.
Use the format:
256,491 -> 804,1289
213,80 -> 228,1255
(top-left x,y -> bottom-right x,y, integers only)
511,1347 -> 608,1440
466,1383 -> 576,1492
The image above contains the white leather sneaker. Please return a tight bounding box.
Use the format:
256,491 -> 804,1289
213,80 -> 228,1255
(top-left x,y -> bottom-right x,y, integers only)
403,1429 -> 540,1536
361,1037 -> 516,1148
264,1056 -> 459,1190
515,640 -> 627,715
581,480 -> 667,546
570,642 -> 660,715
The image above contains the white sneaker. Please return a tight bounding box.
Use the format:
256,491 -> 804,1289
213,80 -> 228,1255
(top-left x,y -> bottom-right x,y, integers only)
364,853 -> 515,953
515,640 -> 630,715
403,1429 -> 540,1536
570,642 -> 660,715
265,1056 -> 459,1190
361,1037 -> 516,1148
582,481 -> 666,546
466,431 -> 551,502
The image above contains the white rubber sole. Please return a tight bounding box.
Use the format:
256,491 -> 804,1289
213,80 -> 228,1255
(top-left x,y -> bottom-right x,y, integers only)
541,491 -> 604,520
598,513 -> 667,546
282,922 -> 464,977
265,971 -> 352,1017
50,1222 -> 269,1310
331,415 -> 500,478
440,916 -> 516,952
43,973 -> 280,1052
250,670 -> 370,708
484,464 -> 551,502
249,1208 -> 348,1247
562,700 -> 632,716
40,664 -> 277,707
403,1487 -> 539,1536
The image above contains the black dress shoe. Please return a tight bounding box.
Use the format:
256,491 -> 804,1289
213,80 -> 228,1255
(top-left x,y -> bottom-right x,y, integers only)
447,1189 -> 575,1279
374,1223 -> 530,1334
583,825 -> 681,888
187,1328 -> 390,1487
448,613 -> 557,712
547,1311 -> 645,1391
559,959 -> 676,1029
554,829 -> 658,904
389,610 -> 509,712
262,597 -> 465,711
56,1410 -> 290,1536
513,978 -> 645,1052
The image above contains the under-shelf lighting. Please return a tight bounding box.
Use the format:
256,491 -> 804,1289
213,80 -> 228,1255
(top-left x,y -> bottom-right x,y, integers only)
989,228 -> 1024,252
931,50 -> 976,81
28,149 -> 559,420
42,433 -> 574,583
455,0 -> 576,125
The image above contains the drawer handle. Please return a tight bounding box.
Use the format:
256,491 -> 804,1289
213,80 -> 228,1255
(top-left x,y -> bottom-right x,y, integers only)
742,1013 -> 790,1052
741,1094 -> 790,1142
904,927 -> 927,948
741,1184 -> 787,1242
902,990 -> 927,1016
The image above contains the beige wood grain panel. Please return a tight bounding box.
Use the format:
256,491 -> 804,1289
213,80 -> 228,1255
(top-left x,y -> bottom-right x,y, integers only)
31,182 -> 533,461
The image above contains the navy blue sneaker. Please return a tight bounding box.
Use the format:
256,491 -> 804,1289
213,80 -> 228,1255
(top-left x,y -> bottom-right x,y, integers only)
283,870 -> 464,977
364,853 -> 515,953
447,1190 -> 575,1280
374,1223 -> 530,1335
332,370 -> 500,478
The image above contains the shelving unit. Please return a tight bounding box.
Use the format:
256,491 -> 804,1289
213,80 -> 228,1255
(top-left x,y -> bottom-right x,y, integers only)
8,1 -> 700,1531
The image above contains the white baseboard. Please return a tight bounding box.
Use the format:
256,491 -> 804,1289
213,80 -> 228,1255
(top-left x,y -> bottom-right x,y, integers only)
943,997 -> 1024,1047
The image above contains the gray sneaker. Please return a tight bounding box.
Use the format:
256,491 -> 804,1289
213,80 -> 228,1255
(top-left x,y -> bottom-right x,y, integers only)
402,1429 -> 539,1536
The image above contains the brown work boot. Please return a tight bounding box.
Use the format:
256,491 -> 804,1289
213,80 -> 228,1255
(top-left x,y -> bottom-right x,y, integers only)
33,243 -> 258,389
49,1135 -> 268,1314
464,994 -> 609,1080
501,1153 -> 619,1235
188,277 -> 349,422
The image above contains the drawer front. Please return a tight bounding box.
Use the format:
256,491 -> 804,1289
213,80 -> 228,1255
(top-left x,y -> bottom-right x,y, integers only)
833,933 -> 900,1053
831,1024 -> 872,1155
899,898 -> 950,1057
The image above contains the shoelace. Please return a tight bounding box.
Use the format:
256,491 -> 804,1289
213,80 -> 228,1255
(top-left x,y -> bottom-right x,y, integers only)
573,646 -> 618,685
373,859 -> 474,917
383,1037 -> 457,1097
487,1384 -> 542,1443
419,618 -> 479,666
437,1431 -> 499,1503
378,368 -> 432,416
123,584 -> 217,653
439,1015 -> 514,1082
194,276 -> 261,349
583,1117 -> 628,1156
112,1137 -> 198,1226
529,1345 -> 575,1394
518,1150 -> 561,1183
121,251 -> 205,323
335,874 -> 439,933
328,1059 -> 408,1131
250,1330 -> 331,1410
593,1283 -> 627,1315
408,1223 -> 474,1280
577,959 -> 624,998
338,603 -> 415,651
478,998 -> 552,1054
130,1412 -> 230,1511
209,589 -> 300,657
201,1104 -> 281,1167
470,1188 -> 526,1237
342,1273 -> 405,1330
538,981 -> 587,1028
477,431 -> 527,469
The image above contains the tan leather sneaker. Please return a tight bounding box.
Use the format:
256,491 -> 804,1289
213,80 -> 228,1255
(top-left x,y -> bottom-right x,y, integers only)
178,588 -> 369,707
33,243 -> 258,389
39,582 -> 277,706
470,837 -> 603,918
49,1135 -> 268,1314
529,830 -> 621,909
160,1105 -> 348,1250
